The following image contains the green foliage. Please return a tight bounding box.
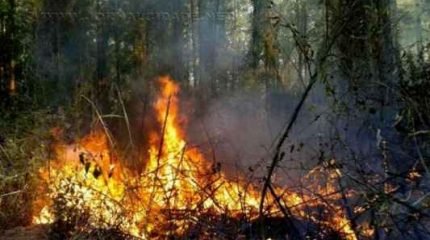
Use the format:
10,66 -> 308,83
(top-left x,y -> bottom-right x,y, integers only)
400,51 -> 430,131
0,108 -> 61,230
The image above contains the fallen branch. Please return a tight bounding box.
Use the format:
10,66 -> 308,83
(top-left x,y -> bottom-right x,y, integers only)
0,190 -> 23,198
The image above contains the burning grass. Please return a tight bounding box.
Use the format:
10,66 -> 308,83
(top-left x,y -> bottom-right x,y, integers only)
29,76 -> 363,239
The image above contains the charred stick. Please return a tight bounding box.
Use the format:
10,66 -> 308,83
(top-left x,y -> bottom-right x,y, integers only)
144,95 -> 172,235
267,183 -> 302,239
166,144 -> 187,208
259,9 -> 349,219
259,55 -> 320,219
157,95 -> 172,168
335,170 -> 359,239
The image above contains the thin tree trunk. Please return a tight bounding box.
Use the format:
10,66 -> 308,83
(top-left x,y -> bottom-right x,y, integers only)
198,0 -> 213,94
171,1 -> 186,82
376,0 -> 400,85
415,0 -> 424,61
95,0 -> 109,110
296,1 -> 308,83
0,14 -> 4,97
249,0 -> 280,88
190,0 -> 199,88
231,0 -> 238,91
8,0 -> 16,95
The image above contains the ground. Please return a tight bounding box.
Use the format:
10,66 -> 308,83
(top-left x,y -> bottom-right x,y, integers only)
0,225 -> 48,240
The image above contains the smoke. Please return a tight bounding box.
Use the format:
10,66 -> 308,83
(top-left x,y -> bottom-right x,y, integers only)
31,0 -> 409,181
184,81 -> 405,184
184,86 -> 332,180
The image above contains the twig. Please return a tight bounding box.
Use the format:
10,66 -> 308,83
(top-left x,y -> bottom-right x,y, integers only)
0,190 -> 23,198
412,132 -> 430,176
408,130 -> 430,137
259,6 -> 350,219
115,85 -> 135,150
81,95 -> 116,150
157,96 -> 172,167
267,184 -> 302,239
144,95 -> 171,234
259,72 -> 318,218
335,168 -> 359,239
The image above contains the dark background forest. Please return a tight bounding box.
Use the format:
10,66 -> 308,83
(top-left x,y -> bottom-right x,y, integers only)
1,0 -> 430,239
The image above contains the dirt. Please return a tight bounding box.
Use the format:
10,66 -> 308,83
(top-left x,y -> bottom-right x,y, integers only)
0,225 -> 49,240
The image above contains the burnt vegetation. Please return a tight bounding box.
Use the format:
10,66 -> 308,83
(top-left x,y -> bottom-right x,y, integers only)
1,0 -> 430,239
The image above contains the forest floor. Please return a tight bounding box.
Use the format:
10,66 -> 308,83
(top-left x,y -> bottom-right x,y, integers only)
0,225 -> 48,240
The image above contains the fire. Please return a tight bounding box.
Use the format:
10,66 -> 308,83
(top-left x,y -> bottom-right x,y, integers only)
32,76 -> 360,239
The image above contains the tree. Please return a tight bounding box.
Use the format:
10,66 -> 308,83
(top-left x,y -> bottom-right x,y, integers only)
248,0 -> 280,89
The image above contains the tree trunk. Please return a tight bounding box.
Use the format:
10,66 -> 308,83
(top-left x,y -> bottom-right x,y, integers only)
170,1 -> 186,83
415,0 -> 424,61
189,0 -> 200,88
7,0 -> 15,96
334,0 -> 372,87
198,0 -> 215,95
296,0 -> 308,83
95,0 -> 109,110
248,0 -> 280,88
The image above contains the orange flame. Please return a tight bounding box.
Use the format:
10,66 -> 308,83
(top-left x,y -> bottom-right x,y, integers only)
33,76 -> 359,239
